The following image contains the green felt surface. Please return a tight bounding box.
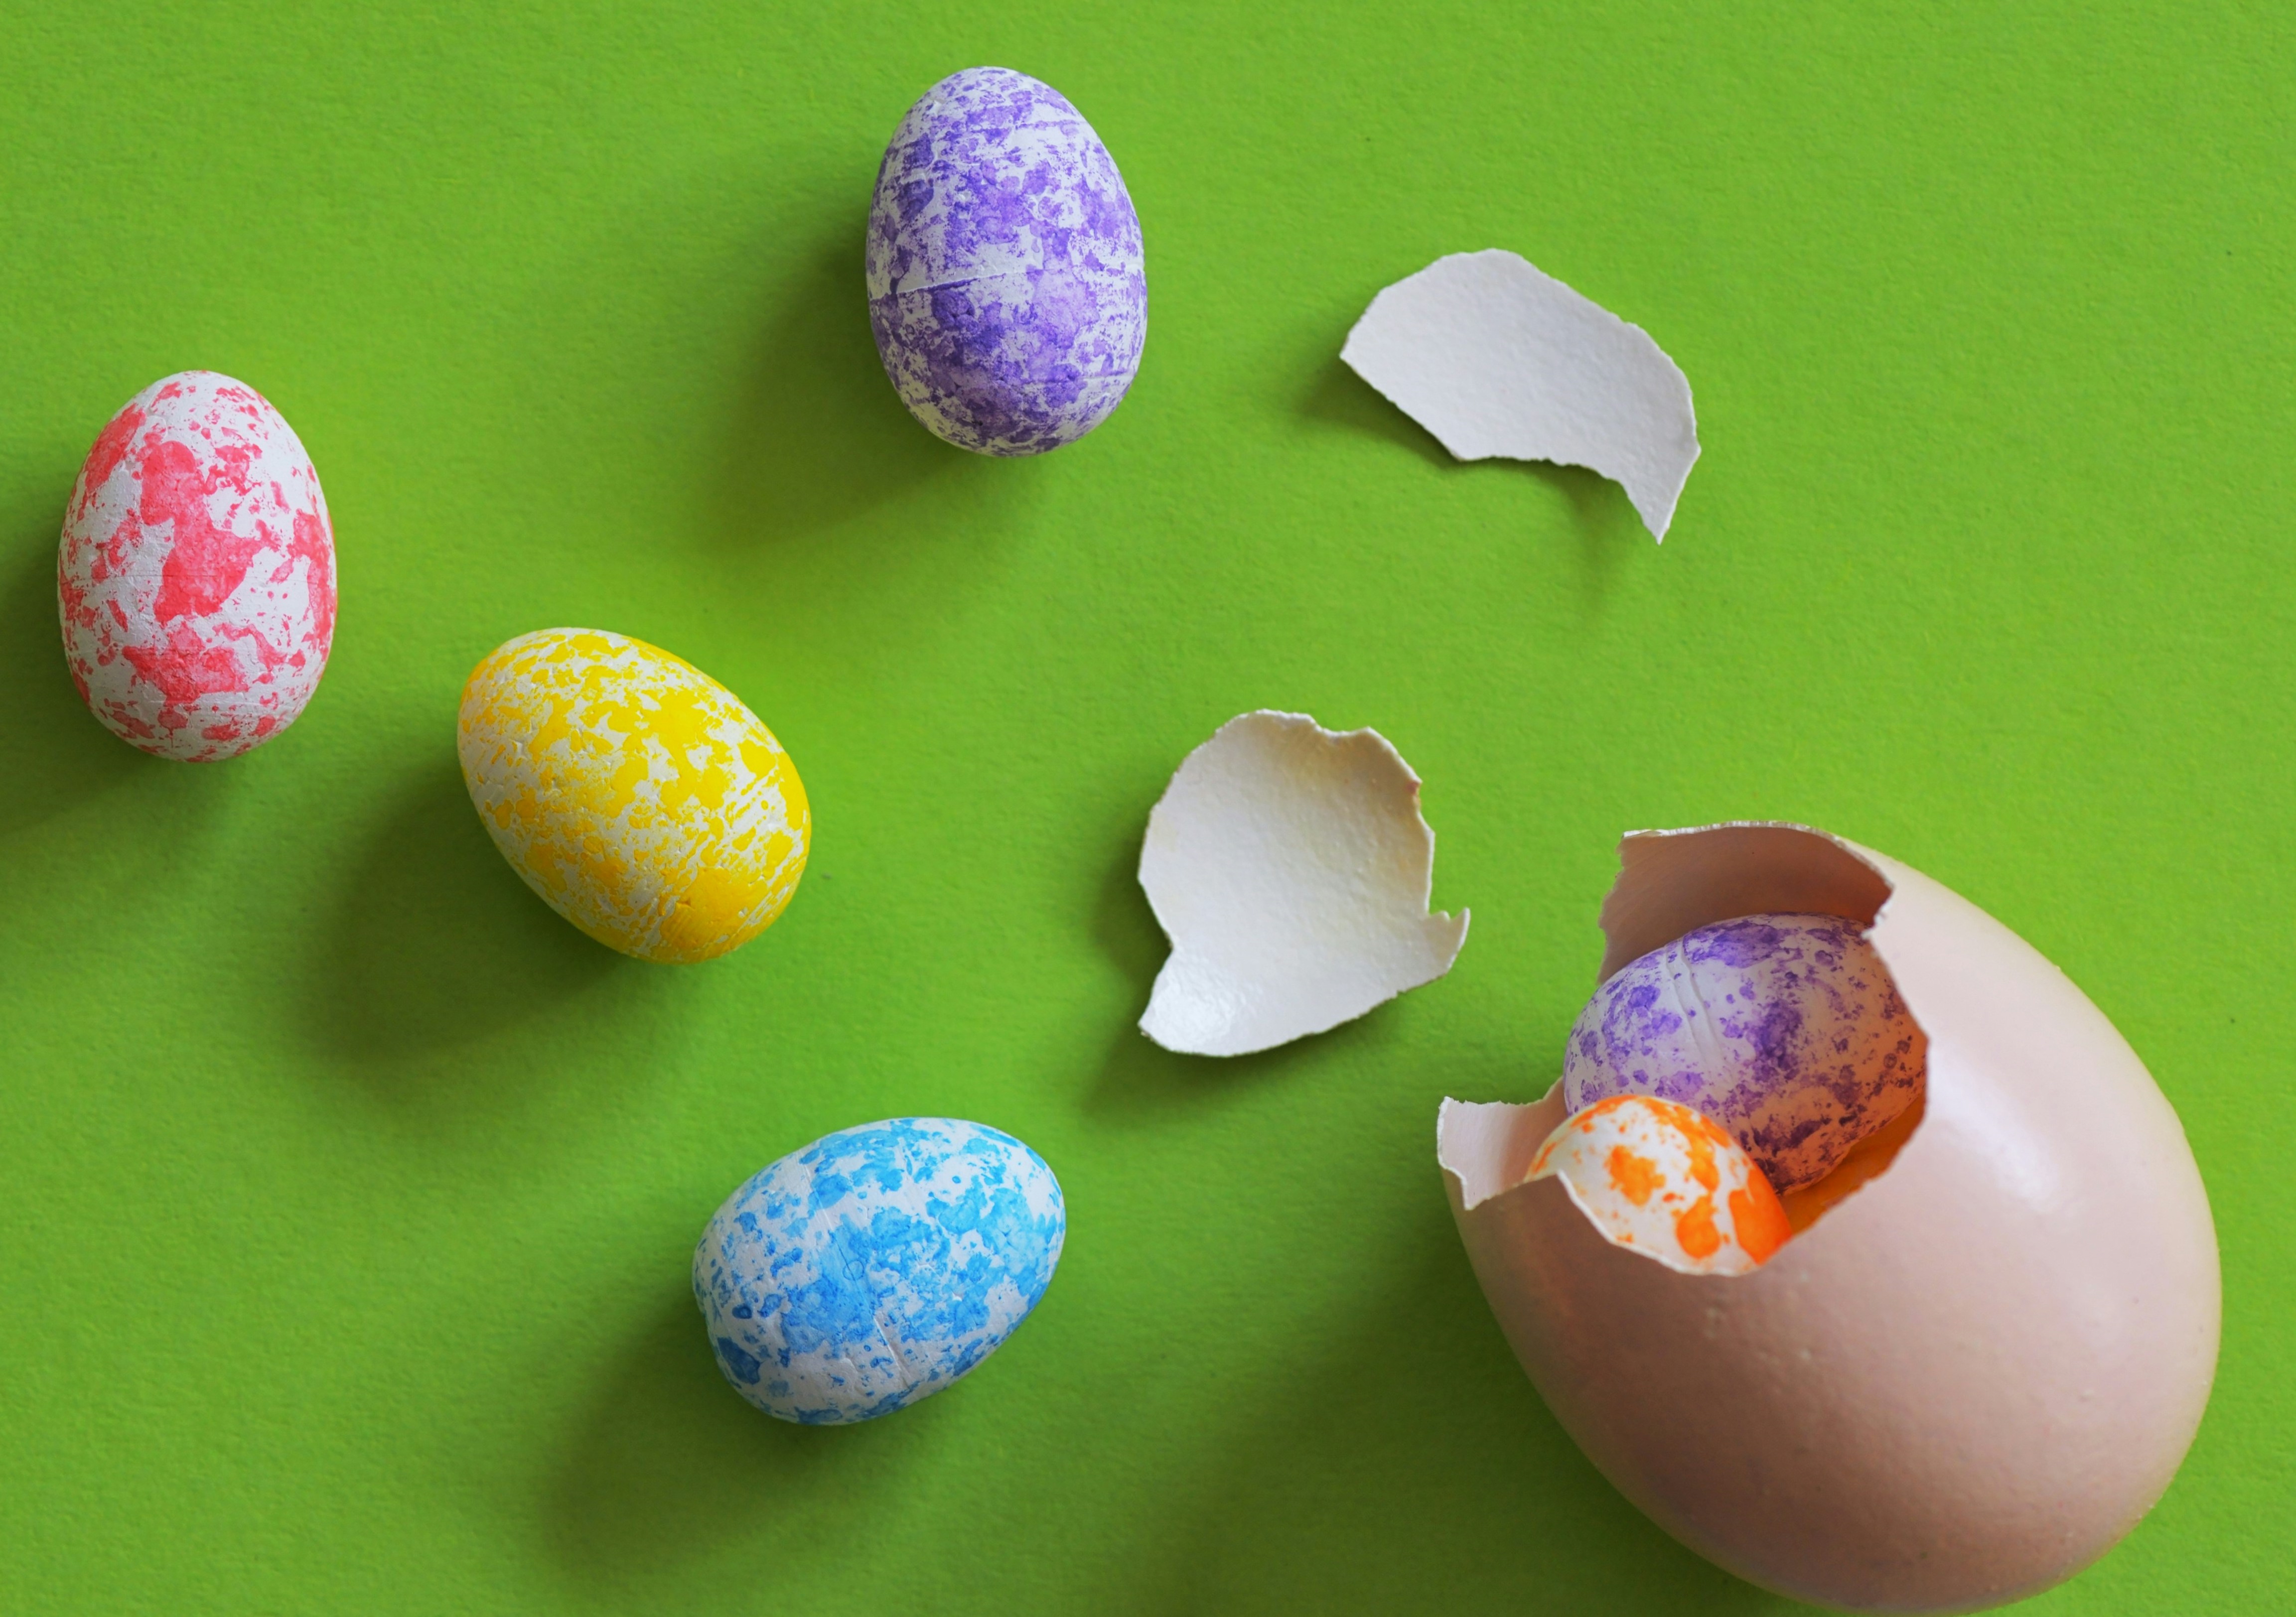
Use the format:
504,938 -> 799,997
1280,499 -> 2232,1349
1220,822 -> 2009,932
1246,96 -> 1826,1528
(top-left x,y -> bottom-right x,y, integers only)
2,2 -> 2291,1611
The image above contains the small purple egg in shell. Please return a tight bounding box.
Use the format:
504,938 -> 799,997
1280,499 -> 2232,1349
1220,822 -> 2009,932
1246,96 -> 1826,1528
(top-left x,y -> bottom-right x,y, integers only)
866,66 -> 1147,455
1561,913 -> 1924,1191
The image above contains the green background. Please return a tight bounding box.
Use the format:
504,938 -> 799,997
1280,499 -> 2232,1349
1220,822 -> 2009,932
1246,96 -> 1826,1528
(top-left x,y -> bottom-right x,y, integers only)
3,2 -> 2289,1611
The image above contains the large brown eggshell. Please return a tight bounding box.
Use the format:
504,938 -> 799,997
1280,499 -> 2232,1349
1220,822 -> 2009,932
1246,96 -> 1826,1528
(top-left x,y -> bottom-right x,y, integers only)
1439,823 -> 2218,1614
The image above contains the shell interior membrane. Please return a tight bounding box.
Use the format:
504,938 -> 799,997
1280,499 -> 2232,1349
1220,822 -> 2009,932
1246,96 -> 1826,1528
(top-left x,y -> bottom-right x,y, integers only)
866,66 -> 1147,455
1562,912 -> 1923,1191
456,628 -> 808,963
57,371 -> 335,760
694,1118 -> 1066,1424
1530,1094 -> 1793,1275
1136,709 -> 1468,1056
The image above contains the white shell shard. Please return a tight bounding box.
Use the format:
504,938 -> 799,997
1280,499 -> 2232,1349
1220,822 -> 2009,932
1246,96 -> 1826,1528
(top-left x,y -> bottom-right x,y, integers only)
1137,710 -> 1468,1057
1339,249 -> 1699,540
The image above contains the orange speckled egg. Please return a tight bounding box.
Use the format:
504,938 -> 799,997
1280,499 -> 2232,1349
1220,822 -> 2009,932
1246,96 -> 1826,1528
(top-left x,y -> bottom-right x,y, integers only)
456,628 -> 809,963
1527,1094 -> 1791,1276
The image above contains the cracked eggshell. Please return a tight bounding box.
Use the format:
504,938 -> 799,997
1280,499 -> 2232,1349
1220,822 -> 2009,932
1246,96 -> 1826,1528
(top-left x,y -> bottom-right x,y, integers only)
456,629 -> 808,963
57,371 -> 335,760
1438,824 -> 2218,1614
1137,710 -> 1467,1057
694,1117 -> 1066,1425
866,66 -> 1147,455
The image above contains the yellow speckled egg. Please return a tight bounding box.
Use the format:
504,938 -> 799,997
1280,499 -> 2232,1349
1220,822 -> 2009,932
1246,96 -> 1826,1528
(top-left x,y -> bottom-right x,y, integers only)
456,628 -> 809,963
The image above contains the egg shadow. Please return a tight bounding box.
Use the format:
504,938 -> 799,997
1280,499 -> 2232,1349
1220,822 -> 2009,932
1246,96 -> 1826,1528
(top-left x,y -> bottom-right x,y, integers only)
1090,815 -> 1164,1008
1300,349 -> 1646,589
544,1280 -> 945,1593
0,481 -> 156,837
714,229 -> 994,546
1300,353 -> 1452,470
1542,460 -> 1638,601
1123,1198 -> 1792,1617
306,757 -> 626,1067
1083,820 -> 1407,1118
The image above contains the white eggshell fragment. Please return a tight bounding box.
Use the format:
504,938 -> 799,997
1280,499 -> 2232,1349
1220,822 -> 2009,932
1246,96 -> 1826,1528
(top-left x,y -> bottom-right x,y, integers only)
1439,824 -> 2219,1614
57,371 -> 335,759
866,66 -> 1147,454
1528,1094 -> 1793,1276
1562,913 -> 1924,1191
695,1118 -> 1066,1425
1340,250 -> 1698,540
1137,710 -> 1468,1057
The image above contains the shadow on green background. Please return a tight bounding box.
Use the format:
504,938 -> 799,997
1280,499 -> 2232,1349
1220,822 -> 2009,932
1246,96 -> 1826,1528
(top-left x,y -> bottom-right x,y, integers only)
1128,1202 -> 1787,1617
545,1280 -> 954,1594
1298,347 -> 1641,600
0,487 -> 153,837
1298,352 -> 1453,471
684,203 -> 1036,679
536,1185 -> 1778,1617
712,229 -> 983,546
309,760 -> 629,1069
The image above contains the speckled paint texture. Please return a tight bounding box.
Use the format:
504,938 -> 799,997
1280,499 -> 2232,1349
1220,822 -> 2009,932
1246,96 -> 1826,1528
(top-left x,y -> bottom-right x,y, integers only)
694,1118 -> 1066,1425
866,66 -> 1147,455
56,371 -> 335,761
1561,914 -> 1924,1191
456,628 -> 809,963
1530,1094 -> 1794,1275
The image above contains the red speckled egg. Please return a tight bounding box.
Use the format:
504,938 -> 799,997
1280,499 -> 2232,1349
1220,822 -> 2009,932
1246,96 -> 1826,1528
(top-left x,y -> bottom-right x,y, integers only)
57,371 -> 335,761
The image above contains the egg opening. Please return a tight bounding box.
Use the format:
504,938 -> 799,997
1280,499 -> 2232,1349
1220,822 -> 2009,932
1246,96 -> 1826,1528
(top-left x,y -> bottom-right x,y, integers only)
1574,836 -> 1931,1248
1530,895 -> 1933,1267
1564,912 -> 1925,1193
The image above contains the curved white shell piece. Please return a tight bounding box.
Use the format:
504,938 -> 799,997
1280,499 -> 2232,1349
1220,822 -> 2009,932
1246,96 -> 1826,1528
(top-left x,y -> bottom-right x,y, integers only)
1138,710 -> 1468,1057
1341,250 -> 1698,539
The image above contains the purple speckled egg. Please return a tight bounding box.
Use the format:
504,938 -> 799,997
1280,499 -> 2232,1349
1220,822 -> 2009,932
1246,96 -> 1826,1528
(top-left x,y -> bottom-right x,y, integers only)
865,67 -> 1147,455
1560,914 -> 1924,1191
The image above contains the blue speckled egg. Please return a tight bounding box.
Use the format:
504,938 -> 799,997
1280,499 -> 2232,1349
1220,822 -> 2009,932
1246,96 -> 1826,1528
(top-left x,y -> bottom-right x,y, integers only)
693,1117 -> 1066,1424
1560,913 -> 1924,1192
865,66 -> 1147,455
